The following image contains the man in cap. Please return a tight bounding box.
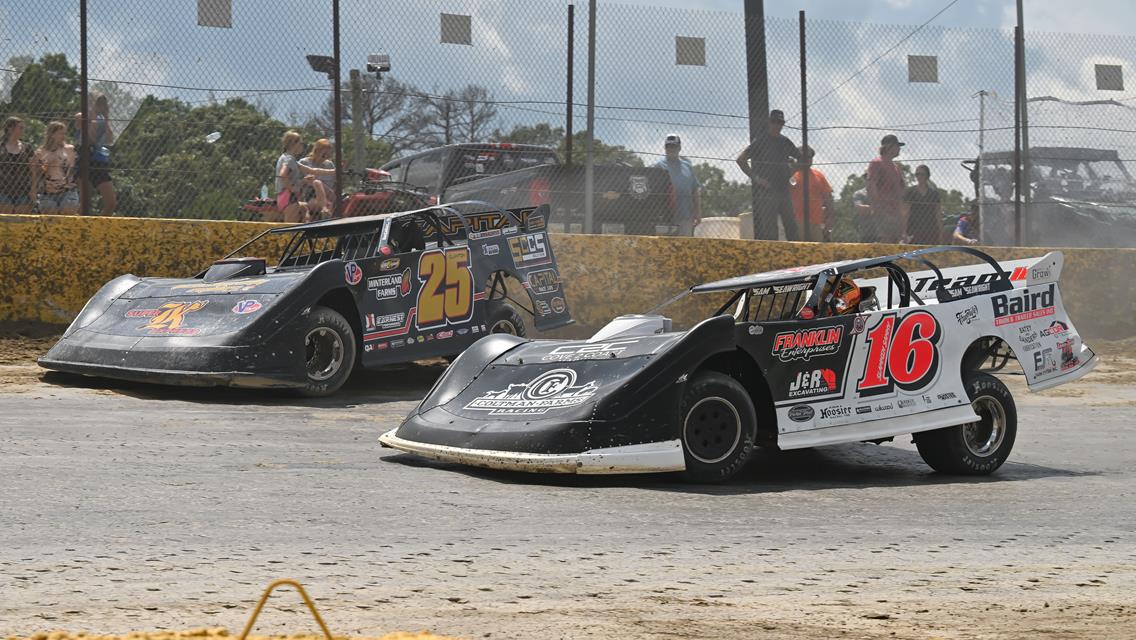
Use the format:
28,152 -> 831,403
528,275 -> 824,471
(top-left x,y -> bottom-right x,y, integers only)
654,134 -> 702,236
865,133 -> 907,243
736,109 -> 802,240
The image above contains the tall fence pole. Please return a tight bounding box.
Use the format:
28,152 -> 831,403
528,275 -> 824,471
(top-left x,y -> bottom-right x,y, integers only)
798,10 -> 809,243
1013,25 -> 1023,246
976,90 -> 987,236
332,0 -> 344,216
78,0 -> 90,215
565,2 -> 575,166
584,0 -> 596,233
1017,0 -> 1031,245
350,69 -> 365,178
744,0 -> 771,239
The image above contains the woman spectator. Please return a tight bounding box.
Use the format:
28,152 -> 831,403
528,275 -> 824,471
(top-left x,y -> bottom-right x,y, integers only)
74,93 -> 117,215
0,117 -> 36,214
904,164 -> 942,244
32,121 -> 79,215
299,138 -> 335,217
274,131 -> 335,223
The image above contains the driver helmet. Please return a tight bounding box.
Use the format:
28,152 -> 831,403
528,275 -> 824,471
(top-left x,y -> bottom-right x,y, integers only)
828,279 -> 862,316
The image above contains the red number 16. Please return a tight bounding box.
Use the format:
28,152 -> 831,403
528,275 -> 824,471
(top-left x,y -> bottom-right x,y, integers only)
857,311 -> 941,396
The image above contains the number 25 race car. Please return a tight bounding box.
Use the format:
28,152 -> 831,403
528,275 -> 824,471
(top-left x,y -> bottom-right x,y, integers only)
380,247 -> 1096,482
39,203 -> 572,396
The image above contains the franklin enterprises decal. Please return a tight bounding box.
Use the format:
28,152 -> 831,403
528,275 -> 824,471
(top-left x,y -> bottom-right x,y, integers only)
465,368 -> 599,416
771,326 -> 844,362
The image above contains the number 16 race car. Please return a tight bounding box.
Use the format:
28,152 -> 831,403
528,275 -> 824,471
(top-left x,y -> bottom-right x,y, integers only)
380,247 -> 1097,482
39,203 -> 572,396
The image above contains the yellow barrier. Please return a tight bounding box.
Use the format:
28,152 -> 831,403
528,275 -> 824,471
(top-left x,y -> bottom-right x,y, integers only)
237,579 -> 334,640
2,214 -> 1134,338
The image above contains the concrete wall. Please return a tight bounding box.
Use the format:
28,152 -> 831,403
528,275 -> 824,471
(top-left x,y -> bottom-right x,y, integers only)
3,214 -> 1134,338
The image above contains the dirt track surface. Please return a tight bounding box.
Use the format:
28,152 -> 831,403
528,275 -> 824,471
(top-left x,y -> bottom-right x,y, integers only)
1,337 -> 1135,639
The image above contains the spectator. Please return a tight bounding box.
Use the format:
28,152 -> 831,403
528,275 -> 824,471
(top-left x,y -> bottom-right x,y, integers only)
653,134 -> 701,236
31,121 -> 79,215
736,109 -> 801,240
274,131 -> 336,223
74,93 -> 117,215
0,117 -> 36,214
788,146 -> 834,242
953,202 -> 980,245
866,134 -> 906,243
904,164 -> 942,244
300,138 -> 335,217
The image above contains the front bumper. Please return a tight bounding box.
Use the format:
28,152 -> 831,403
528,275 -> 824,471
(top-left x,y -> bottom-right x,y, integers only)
379,428 -> 685,474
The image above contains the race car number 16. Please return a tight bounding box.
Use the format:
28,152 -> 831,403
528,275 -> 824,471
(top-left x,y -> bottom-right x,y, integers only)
857,310 -> 942,396
417,248 -> 474,328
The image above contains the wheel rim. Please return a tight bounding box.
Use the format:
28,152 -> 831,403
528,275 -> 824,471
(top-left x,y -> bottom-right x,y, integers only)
490,318 -> 518,335
962,395 -> 1006,457
683,397 -> 742,464
305,327 -> 344,382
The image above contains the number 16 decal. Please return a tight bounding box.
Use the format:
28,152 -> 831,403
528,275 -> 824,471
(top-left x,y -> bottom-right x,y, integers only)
857,310 -> 941,397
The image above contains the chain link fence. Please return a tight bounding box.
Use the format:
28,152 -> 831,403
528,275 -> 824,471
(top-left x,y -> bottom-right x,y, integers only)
2,1 -> 1135,246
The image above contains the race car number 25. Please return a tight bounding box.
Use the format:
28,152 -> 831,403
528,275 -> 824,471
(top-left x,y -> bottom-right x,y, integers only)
417,248 -> 474,328
857,310 -> 942,396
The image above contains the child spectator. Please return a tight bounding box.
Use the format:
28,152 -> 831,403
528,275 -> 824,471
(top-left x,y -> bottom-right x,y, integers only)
32,121 -> 79,215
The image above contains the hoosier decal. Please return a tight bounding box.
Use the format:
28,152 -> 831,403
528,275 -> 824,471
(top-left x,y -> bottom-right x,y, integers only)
465,368 -> 598,416
771,326 -> 844,362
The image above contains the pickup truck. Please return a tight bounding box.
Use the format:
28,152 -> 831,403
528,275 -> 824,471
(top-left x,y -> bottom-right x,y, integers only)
380,143 -> 676,235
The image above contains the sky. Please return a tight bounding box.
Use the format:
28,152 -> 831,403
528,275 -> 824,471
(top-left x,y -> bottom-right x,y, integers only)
3,0 -> 1135,198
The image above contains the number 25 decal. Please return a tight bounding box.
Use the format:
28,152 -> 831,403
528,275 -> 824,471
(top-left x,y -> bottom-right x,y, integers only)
857,311 -> 941,396
417,248 -> 474,328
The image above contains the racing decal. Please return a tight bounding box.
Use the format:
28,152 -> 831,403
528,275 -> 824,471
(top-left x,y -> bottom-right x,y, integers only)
540,339 -> 639,363
365,312 -> 407,332
416,248 -> 475,329
910,266 -> 1027,297
534,300 -> 552,316
752,282 -> 811,296
464,368 -> 598,416
856,310 -> 942,397
629,175 -> 649,200
787,368 -> 838,400
771,325 -> 844,363
380,258 -> 401,271
991,284 -> 1055,326
171,278 -> 268,294
482,244 -> 500,256
787,405 -> 814,422
508,233 -> 551,268
526,269 -> 561,295
345,261 -> 363,286
469,229 -> 502,240
1041,320 -> 1068,337
955,304 -> 978,326
428,206 -> 546,238
1033,347 -> 1057,376
231,300 -> 262,315
363,309 -> 417,342
1058,338 -> 1079,371
436,330 -> 454,340
818,405 -> 852,420
368,269 -> 413,301
551,297 -> 567,314
128,300 -> 208,336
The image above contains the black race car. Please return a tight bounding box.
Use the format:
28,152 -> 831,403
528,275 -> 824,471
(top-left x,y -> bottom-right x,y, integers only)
40,203 -> 572,396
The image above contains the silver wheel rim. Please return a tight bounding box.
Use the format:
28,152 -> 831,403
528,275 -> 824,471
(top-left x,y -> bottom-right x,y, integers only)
963,395 -> 1006,457
305,327 -> 344,382
683,396 -> 742,464
490,319 -> 517,335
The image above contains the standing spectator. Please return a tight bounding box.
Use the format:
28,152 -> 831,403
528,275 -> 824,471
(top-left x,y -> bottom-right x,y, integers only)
865,134 -> 906,243
74,93 -> 117,215
788,146 -> 834,242
904,164 -> 942,244
31,121 -> 79,215
299,138 -> 335,217
0,117 -> 36,214
736,109 -> 801,240
953,202 -> 980,245
654,134 -> 701,236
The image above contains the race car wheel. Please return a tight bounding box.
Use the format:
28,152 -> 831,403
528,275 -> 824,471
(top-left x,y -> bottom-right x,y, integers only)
679,372 -> 757,483
914,372 -> 1017,475
299,305 -> 356,397
485,300 -> 527,338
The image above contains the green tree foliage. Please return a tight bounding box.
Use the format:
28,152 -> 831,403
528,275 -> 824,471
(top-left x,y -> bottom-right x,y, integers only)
691,162 -> 750,216
2,54 -> 79,122
490,123 -> 642,166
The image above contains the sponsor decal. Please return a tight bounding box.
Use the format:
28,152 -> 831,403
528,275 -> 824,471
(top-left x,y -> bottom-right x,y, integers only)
747,324 -> 764,335
344,261 -> 363,286
922,395 -> 934,405
170,278 -> 269,295
469,229 -> 503,241
534,299 -> 552,316
629,175 -> 649,200
855,406 -> 872,415
752,282 -> 812,296
851,315 -> 867,336
527,269 -> 561,295
898,399 -> 916,408
364,342 -> 389,353
390,339 -> 405,349
991,284 -> 1055,327
787,368 -> 838,399
1017,325 -> 1039,348
956,304 -> 978,326
426,333 -> 434,341
874,403 -> 894,412
436,330 -> 454,340
482,244 -> 500,256
465,368 -> 599,416
472,325 -> 481,334
365,312 -> 407,332
231,299 -> 262,315
1022,341 -> 1042,352
788,405 -> 815,423
508,233 -> 551,268
367,269 -> 412,301
771,326 -> 844,363
551,297 -> 567,314
380,257 -> 401,271
911,267 -> 1026,297
133,300 -> 208,336
1058,338 -> 1079,370
936,392 -> 958,401
416,336 -> 425,343
541,340 -> 638,363
457,328 -> 470,336
1033,347 -> 1057,376
1031,266 -> 1052,281
1041,320 -> 1069,338
819,406 -> 852,420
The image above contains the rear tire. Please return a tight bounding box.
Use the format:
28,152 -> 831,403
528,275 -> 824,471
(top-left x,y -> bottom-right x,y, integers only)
298,305 -> 356,397
914,372 -> 1017,475
485,300 -> 526,337
679,372 -> 757,483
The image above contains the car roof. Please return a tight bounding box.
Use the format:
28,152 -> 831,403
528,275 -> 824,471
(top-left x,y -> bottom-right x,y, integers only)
982,147 -> 1121,163
382,143 -> 558,167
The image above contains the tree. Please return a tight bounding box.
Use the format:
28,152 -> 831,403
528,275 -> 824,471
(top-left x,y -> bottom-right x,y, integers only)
2,53 -> 80,121
692,163 -> 750,216
402,85 -> 499,149
490,123 -> 643,166
308,73 -> 418,151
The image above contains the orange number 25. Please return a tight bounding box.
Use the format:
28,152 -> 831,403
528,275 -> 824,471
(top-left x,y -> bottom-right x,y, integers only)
417,248 -> 474,328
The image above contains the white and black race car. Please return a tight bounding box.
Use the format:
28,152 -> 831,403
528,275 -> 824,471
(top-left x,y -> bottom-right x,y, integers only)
380,247 -> 1096,482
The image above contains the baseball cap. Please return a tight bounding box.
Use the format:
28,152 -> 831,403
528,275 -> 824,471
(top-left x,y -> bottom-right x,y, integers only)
881,134 -> 905,147
769,109 -> 786,123
664,133 -> 681,147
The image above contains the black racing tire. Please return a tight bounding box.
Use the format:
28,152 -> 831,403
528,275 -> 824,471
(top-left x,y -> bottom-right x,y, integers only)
914,372 -> 1017,475
679,371 -> 757,483
484,300 -> 527,338
298,305 -> 356,397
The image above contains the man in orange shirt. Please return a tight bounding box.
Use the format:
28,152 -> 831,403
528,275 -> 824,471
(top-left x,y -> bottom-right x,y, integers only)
789,146 -> 834,242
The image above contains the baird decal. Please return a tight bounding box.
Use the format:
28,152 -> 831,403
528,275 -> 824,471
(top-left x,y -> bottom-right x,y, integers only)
992,284 -> 1055,326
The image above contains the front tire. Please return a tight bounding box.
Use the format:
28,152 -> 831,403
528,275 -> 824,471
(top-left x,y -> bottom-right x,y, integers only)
914,372 -> 1017,475
484,300 -> 526,337
679,372 -> 757,483
299,305 -> 356,397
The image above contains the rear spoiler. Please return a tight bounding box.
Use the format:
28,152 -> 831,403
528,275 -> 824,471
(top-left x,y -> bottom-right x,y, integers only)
855,251 -> 1063,303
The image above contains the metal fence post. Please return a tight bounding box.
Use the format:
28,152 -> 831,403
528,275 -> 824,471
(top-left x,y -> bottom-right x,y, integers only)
565,2 -> 575,166
1017,0 -> 1031,245
350,69 -> 365,178
744,0 -> 771,239
332,0 -> 343,216
798,10 -> 809,243
1013,25 -> 1023,246
79,0 -> 90,215
584,0 -> 596,234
